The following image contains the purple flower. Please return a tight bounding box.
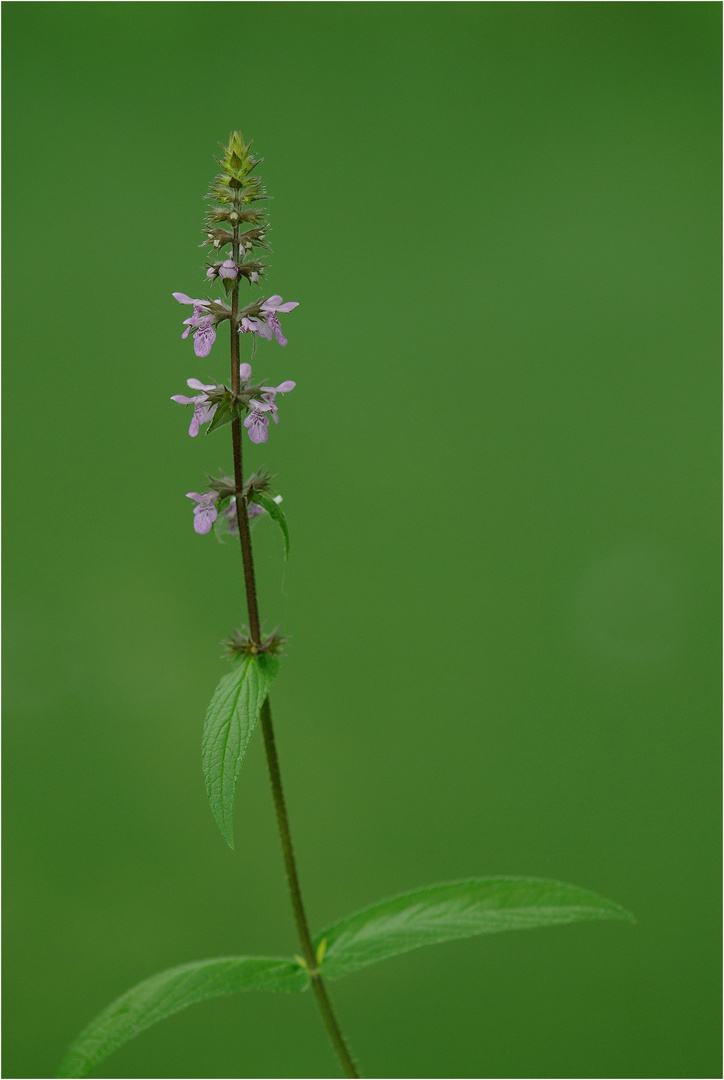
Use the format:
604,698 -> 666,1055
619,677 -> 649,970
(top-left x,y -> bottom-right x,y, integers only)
171,378 -> 217,437
173,292 -> 217,357
223,497 -> 265,536
186,491 -> 218,535
218,259 -> 239,280
259,380 -> 296,425
240,295 -> 299,346
243,401 -> 274,444
224,495 -> 282,535
238,363 -> 295,444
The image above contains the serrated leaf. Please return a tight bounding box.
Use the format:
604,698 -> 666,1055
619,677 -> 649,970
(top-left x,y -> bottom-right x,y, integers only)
314,877 -> 635,978
57,955 -> 307,1078
250,491 -> 289,557
206,391 -> 239,434
202,654 -> 279,846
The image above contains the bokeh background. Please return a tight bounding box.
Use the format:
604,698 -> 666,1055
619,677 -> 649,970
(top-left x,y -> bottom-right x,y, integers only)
3,3 -> 720,1078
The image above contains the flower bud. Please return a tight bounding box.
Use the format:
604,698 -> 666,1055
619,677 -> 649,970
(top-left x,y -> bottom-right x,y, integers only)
239,227 -> 267,253
218,259 -> 239,280
202,227 -> 233,250
238,259 -> 266,283
206,132 -> 268,208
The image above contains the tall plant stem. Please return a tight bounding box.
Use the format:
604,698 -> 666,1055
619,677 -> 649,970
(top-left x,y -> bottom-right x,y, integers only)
228,227 -> 360,1079
229,244 -> 261,645
260,697 -> 360,1079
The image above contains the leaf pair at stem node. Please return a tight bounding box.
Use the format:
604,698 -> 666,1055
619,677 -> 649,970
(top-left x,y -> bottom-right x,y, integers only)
57,878 -> 634,1078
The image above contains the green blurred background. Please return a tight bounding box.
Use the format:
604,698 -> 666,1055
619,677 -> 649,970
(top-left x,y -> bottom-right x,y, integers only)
3,3 -> 720,1077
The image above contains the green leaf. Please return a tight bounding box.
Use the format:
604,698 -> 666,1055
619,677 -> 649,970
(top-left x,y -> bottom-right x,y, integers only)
202,654 -> 279,847
206,391 -> 239,435
314,877 -> 635,978
250,490 -> 289,557
57,955 -> 307,1078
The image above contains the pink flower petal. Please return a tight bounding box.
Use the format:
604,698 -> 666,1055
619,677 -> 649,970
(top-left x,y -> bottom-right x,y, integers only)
219,260 -> 238,279
244,411 -> 269,443
193,325 -> 216,357
267,313 -> 288,346
193,505 -> 218,534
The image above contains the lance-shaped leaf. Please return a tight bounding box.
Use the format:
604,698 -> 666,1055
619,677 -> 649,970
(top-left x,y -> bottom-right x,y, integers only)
57,955 -> 307,1079
314,876 -> 635,979
202,653 -> 279,847
249,490 -> 289,558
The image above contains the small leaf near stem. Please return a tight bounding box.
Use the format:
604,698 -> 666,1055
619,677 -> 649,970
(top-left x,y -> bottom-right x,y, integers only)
250,490 -> 290,557
202,653 -> 279,847
316,938 -> 328,965
206,390 -> 241,434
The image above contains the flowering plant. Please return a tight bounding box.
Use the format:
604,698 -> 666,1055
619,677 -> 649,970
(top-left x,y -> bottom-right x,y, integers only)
58,133 -> 634,1080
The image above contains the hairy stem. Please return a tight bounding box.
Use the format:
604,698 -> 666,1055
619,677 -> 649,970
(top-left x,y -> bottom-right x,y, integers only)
261,698 -> 360,1078
230,227 -> 261,644
228,221 -> 360,1078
